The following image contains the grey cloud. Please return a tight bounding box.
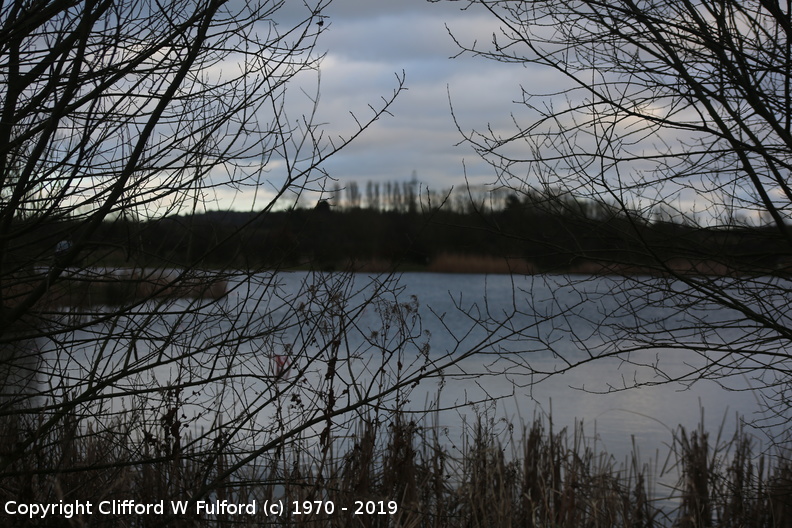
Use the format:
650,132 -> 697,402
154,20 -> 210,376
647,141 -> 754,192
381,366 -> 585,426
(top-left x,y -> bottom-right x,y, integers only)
251,0 -> 559,203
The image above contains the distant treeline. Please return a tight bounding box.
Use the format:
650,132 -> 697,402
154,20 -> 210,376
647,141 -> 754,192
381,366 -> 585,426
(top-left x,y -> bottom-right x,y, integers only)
9,184 -> 792,275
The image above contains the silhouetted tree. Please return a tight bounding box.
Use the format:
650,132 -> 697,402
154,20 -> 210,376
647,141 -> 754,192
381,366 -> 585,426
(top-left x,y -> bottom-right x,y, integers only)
346,180 -> 361,209
0,1 -> 501,520
443,0 -> 792,439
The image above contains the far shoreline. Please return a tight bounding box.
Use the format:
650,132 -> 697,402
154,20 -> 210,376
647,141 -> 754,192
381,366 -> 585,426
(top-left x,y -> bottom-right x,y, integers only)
300,252 -> 788,278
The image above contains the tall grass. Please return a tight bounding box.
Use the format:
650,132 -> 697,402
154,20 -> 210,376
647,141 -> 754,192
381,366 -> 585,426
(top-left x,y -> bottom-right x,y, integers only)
0,407 -> 789,527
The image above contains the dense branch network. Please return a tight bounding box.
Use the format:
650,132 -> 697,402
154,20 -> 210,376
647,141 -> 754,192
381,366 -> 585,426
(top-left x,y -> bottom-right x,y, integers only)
441,0 -> 792,438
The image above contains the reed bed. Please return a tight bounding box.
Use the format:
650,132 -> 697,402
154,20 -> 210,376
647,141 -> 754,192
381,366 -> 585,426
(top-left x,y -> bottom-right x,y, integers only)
1,269 -> 228,316
45,270 -> 228,308
0,409 -> 790,527
427,253 -> 537,275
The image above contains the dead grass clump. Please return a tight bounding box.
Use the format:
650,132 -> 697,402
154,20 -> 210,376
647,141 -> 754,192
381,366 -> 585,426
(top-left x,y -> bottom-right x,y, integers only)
669,421 -> 792,528
676,426 -> 713,528
768,460 -> 792,528
450,418 -> 659,528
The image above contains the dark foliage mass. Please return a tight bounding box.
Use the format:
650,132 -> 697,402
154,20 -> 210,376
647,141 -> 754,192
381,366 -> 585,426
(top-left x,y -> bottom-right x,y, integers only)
18,186 -> 787,276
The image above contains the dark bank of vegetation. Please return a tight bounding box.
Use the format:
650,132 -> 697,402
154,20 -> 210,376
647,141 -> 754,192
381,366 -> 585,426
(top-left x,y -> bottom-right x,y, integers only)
9,181 -> 792,277
2,404 -> 790,528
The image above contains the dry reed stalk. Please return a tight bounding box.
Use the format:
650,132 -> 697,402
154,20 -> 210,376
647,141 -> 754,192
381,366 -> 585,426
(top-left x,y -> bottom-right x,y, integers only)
768,460 -> 792,528
676,427 -> 714,528
2,404 -> 789,528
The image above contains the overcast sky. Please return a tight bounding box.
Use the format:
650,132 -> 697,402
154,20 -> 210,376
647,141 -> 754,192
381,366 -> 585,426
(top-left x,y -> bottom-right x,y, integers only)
199,0 -> 768,224
315,1 -> 500,182
221,0 -> 535,209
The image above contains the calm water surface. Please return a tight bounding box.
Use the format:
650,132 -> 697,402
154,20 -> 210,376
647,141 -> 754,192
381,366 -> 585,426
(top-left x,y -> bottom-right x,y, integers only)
391,272 -> 780,459
55,271 -> 784,469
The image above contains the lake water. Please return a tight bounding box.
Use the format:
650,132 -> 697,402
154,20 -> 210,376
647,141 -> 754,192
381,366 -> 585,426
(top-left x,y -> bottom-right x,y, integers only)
374,272 -> 784,456
36,270 -> 788,491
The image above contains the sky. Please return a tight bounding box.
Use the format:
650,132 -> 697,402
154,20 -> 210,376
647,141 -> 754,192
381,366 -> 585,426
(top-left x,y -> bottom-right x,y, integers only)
212,0 -> 747,223
219,0 -> 535,210
315,1 -> 507,181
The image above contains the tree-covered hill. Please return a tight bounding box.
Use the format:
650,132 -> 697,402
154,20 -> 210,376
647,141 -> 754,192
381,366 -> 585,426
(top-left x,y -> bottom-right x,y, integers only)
14,187 -> 787,276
